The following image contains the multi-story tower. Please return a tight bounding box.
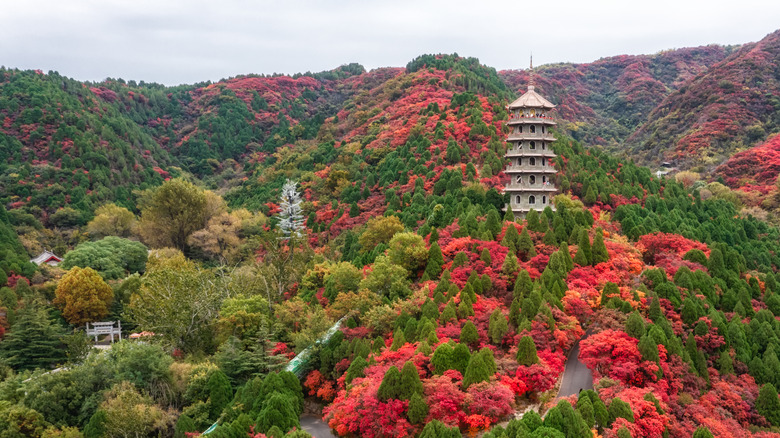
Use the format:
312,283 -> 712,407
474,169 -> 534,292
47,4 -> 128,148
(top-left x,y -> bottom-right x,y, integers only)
504,85 -> 558,217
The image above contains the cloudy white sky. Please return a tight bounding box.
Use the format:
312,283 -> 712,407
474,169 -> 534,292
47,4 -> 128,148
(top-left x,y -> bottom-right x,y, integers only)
2,0 -> 779,86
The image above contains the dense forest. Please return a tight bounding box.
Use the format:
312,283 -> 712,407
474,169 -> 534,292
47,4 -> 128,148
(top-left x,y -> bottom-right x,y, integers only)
1,32 -> 780,438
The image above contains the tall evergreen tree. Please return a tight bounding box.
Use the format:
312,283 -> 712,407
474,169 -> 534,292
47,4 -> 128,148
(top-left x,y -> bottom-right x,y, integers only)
756,383 -> 780,426
518,228 -> 537,261
516,335 -> 539,366
0,298 -> 66,371
573,229 -> 592,266
591,227 -> 609,265
377,366 -> 402,401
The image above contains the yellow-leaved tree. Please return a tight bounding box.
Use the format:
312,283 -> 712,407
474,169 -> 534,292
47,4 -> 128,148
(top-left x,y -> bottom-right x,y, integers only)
54,266 -> 114,325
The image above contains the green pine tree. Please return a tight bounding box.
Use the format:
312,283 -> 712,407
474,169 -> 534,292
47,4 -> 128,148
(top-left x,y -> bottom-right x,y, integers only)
377,366 -> 402,401
516,335 -> 539,366
591,228 -> 608,265
407,392 -> 429,424
756,383 -> 780,426
399,361 -> 423,400
573,229 -> 592,266
0,298 -> 66,371
460,321 -> 479,346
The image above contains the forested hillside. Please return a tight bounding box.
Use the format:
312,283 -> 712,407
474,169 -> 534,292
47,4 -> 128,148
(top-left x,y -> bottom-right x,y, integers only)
1,43 -> 780,438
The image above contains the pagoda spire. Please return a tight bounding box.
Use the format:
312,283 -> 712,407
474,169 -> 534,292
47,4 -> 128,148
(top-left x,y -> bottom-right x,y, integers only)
529,52 -> 534,88
503,71 -> 558,217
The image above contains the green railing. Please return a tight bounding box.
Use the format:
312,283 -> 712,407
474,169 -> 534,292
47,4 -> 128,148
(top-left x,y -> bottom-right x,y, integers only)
202,317 -> 345,434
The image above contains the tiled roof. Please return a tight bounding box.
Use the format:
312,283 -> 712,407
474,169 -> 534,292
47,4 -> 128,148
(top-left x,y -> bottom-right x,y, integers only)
508,85 -> 555,109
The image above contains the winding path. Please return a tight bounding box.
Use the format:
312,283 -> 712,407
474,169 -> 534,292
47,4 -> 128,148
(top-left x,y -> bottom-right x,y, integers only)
556,333 -> 594,399
300,415 -> 336,438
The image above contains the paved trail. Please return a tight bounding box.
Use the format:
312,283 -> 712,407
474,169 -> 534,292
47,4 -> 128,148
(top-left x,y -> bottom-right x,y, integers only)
300,415 -> 336,438
556,334 -> 594,399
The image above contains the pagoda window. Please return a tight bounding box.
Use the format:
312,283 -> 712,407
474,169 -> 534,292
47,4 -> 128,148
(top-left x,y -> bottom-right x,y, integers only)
541,126 -> 546,133
516,175 -> 522,184
542,175 -> 547,183
529,195 -> 536,204
530,125 -> 536,133
518,141 -> 523,149
542,196 -> 547,204
516,195 -> 521,204
530,141 -> 536,150
518,158 -> 522,165
530,175 -> 536,184
542,158 -> 547,166
519,126 -> 524,133
530,109 -> 536,116
542,143 -> 546,150
530,157 -> 536,166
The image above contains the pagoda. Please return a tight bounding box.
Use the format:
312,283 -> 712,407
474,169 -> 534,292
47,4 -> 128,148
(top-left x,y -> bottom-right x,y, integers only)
504,84 -> 558,217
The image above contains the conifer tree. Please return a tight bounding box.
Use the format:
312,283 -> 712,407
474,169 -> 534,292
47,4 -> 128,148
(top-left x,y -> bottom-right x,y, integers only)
480,248 -> 492,265
390,328 -> 406,351
407,392 -> 429,424
516,335 -> 539,366
424,242 -> 444,279
502,252 -> 520,276
718,350 -> 734,375
485,209 -> 502,238
451,343 -> 471,374
526,209 -> 541,232
207,370 -> 233,419
0,298 -> 66,371
440,300 -> 457,324
518,228 -> 537,261
501,224 -> 521,253
345,355 -> 368,384
421,299 -> 440,320
756,383 -> 780,426
460,321 -> 479,346
514,270 -> 533,299
625,312 -> 645,339
573,229 -> 592,266
608,398 -> 634,425
583,186 -> 597,205
457,296 -> 475,318
462,353 -> 490,389
559,242 -> 574,272
503,208 -> 515,223
692,427 -> 714,438
591,227 -> 608,265
488,308 -> 508,344
377,366 -> 402,401
431,343 -> 454,375
399,361 -> 423,400
576,395 -> 595,428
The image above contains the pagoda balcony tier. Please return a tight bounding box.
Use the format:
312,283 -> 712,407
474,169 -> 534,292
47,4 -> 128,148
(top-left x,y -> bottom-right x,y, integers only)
504,184 -> 559,192
505,151 -> 557,158
506,117 -> 557,125
503,165 -> 558,173
506,133 -> 556,142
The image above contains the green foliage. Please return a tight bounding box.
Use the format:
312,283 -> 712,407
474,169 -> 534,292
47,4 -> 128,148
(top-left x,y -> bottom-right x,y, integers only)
462,352 -> 491,389
488,308 -> 508,344
0,298 -> 66,371
407,392 -> 429,424
608,398 -> 634,425
517,335 -> 539,366
399,361 -> 423,400
591,228 -> 608,264
756,383 -> 780,426
419,419 -> 461,438
377,366 -> 402,401
573,229 -> 592,266
207,370 -> 233,420
692,427 -> 715,438
138,178 -> 212,250
625,312 -> 645,339
460,321 -> 479,346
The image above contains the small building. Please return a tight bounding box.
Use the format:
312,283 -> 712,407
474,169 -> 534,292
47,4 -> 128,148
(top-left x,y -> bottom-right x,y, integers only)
504,85 -> 559,217
30,250 -> 63,267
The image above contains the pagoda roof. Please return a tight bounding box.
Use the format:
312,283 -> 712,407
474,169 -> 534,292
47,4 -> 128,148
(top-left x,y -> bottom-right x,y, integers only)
508,85 -> 555,110
30,250 -> 62,265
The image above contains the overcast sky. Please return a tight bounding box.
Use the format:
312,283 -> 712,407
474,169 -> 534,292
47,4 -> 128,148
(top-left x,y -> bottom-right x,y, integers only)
2,0 -> 779,86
